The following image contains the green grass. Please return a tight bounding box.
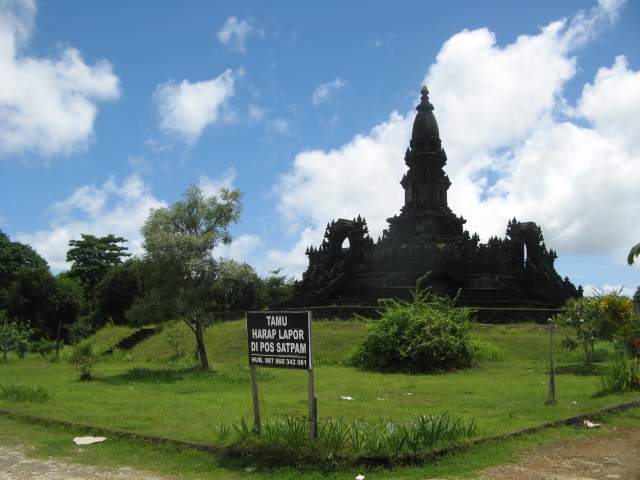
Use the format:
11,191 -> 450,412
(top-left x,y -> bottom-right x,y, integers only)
1,407 -> 640,479
0,384 -> 49,402
86,324 -> 137,354
1,319 -> 640,475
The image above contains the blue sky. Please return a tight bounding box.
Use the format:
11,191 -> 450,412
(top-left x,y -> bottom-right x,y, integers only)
0,0 -> 638,295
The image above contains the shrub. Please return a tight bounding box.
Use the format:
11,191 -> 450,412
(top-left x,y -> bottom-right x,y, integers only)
217,412 -> 476,464
163,321 -> 193,358
599,356 -> 640,393
31,339 -> 56,358
351,277 -> 475,373
69,341 -> 98,381
556,297 -> 602,364
0,384 -> 49,402
0,317 -> 31,363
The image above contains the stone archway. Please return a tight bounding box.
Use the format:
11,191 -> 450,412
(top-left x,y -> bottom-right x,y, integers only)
430,273 -> 459,298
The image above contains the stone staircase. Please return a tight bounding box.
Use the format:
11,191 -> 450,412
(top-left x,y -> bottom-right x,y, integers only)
105,327 -> 157,354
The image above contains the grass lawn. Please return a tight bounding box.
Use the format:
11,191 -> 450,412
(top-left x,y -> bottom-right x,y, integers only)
1,319 -> 639,474
1,390 -> 640,479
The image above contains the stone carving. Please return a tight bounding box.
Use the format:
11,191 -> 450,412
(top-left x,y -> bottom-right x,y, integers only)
289,87 -> 581,309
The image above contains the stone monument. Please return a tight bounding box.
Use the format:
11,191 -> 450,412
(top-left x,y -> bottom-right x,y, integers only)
289,87 -> 581,315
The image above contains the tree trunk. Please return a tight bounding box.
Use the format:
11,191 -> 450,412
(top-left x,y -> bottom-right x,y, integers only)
55,318 -> 62,360
195,320 -> 209,370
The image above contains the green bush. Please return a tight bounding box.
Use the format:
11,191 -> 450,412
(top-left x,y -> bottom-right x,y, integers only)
69,341 -> 98,381
31,339 -> 56,358
163,321 -> 193,358
351,278 -> 475,373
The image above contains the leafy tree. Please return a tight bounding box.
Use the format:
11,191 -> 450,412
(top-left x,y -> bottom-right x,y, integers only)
142,185 -> 242,370
557,296 -> 602,364
66,234 -> 130,295
628,242 -> 640,265
211,259 -> 262,311
0,313 -> 32,363
0,230 -> 48,307
95,259 -> 143,325
257,269 -> 295,308
5,269 -> 81,354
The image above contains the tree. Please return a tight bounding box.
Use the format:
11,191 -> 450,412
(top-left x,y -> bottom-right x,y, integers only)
629,242 -> 640,265
0,312 -> 32,363
0,230 -> 48,307
5,268 -> 81,353
66,234 -> 130,295
95,259 -> 143,325
257,269 -> 295,308
211,260 -> 262,311
142,185 -> 242,370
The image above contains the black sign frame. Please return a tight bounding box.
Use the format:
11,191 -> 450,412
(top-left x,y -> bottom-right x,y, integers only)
246,310 -> 312,370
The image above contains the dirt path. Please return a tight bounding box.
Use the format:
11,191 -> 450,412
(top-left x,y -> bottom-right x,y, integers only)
0,445 -> 174,480
480,427 -> 640,480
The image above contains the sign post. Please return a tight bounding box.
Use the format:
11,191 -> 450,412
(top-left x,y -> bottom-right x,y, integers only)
246,310 -> 316,439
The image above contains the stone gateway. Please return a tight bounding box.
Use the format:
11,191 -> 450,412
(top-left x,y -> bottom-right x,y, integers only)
288,87 -> 581,312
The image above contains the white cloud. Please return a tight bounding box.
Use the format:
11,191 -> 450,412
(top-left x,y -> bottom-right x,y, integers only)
577,55 -> 640,154
16,175 -> 166,271
215,234 -> 262,262
16,168 -> 264,272
270,0 -> 639,278
583,284 -> 635,297
312,78 -> 347,105
198,167 -> 237,197
0,0 -> 120,157
128,155 -> 151,174
154,69 -> 236,144
217,16 -> 255,53
268,117 -> 291,135
248,104 -> 267,122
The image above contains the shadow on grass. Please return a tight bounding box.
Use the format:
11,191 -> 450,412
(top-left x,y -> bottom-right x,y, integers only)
99,365 -> 274,385
554,363 -> 608,376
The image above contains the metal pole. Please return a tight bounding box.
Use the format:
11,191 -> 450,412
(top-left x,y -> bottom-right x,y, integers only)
250,366 -> 261,433
307,368 -> 317,440
547,318 -> 557,405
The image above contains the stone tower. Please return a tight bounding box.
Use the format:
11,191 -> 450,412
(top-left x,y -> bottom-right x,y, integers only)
288,87 -> 581,318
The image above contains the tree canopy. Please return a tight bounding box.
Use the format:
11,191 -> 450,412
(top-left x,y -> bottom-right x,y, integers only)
0,230 -> 48,303
66,234 -> 130,294
142,184 -> 242,370
629,242 -> 640,266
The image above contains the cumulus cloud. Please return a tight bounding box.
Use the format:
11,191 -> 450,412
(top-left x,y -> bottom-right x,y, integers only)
154,69 -> 236,144
584,284 -> 635,297
198,167 -> 237,197
17,167 -> 262,271
0,0 -> 120,157
217,16 -> 257,53
577,55 -> 640,154
312,78 -> 346,105
215,234 -> 262,262
269,0 -> 638,277
16,175 -> 166,271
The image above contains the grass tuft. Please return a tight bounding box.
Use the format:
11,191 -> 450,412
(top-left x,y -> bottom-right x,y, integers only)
220,412 -> 476,465
0,384 -> 50,403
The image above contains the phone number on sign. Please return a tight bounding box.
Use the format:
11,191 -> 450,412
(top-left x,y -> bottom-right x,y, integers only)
251,356 -> 308,367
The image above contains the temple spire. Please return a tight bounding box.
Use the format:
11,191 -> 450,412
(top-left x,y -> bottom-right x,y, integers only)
410,85 -> 440,150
